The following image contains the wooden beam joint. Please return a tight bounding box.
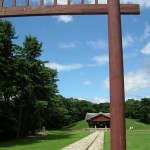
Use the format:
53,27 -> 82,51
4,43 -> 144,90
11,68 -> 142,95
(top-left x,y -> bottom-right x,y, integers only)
0,4 -> 140,18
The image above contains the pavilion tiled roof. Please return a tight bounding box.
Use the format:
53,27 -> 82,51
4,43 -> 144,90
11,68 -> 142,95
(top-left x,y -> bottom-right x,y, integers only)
85,112 -> 110,121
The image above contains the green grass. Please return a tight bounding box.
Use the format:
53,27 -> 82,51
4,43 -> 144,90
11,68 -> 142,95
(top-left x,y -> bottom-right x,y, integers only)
64,120 -> 88,130
64,119 -> 150,130
104,119 -> 150,149
0,119 -> 149,150
104,131 -> 150,150
126,118 -> 150,130
0,131 -> 91,150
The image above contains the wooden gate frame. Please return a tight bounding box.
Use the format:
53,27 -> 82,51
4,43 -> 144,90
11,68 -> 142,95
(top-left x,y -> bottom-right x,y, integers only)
0,1 -> 140,150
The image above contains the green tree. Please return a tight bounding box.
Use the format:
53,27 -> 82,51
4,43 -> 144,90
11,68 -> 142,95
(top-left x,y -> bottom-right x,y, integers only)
0,101 -> 17,140
45,96 -> 70,129
14,36 -> 58,138
0,20 -> 17,101
0,20 -> 18,140
0,20 -> 60,139
139,98 -> 150,124
99,102 -> 110,113
125,99 -> 140,119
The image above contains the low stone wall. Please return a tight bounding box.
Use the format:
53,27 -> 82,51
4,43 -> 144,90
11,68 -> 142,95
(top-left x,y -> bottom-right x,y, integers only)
83,128 -> 110,131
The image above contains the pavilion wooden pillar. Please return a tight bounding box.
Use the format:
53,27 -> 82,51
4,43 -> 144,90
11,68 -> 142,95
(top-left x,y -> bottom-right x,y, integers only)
107,0 -> 126,150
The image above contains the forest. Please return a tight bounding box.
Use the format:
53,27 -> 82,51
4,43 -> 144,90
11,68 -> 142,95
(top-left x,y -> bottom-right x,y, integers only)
0,20 -> 150,140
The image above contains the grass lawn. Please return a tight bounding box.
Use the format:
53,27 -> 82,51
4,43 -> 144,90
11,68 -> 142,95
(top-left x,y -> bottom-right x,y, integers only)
64,119 -> 150,131
0,119 -> 149,150
104,130 -> 150,150
64,120 -> 88,130
126,118 -> 150,130
0,131 -> 91,150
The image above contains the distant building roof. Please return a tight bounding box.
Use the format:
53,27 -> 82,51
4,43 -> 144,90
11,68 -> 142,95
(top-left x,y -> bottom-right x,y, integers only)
85,112 -> 110,120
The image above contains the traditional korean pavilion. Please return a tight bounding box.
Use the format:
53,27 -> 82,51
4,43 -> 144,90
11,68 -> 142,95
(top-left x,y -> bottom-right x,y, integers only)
85,112 -> 110,128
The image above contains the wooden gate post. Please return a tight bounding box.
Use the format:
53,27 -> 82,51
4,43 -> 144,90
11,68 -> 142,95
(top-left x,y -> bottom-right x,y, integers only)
108,0 -> 126,150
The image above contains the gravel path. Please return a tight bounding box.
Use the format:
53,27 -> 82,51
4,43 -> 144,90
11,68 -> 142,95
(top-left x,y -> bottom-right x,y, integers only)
61,131 -> 104,150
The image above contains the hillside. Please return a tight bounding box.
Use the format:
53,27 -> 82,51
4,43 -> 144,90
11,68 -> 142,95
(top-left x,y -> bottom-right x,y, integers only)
126,118 -> 150,130
65,119 -> 150,130
64,120 -> 88,130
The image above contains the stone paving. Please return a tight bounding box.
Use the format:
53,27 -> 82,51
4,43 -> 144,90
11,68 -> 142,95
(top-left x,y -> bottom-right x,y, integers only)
61,131 -> 104,150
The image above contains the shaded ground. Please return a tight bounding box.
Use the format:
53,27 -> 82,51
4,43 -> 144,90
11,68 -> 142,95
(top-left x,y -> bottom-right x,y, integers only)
0,131 -> 91,150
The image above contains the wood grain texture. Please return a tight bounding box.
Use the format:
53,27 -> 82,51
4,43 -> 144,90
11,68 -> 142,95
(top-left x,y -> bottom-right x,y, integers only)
12,0 -> 16,7
0,4 -> 140,18
26,0 -> 29,6
0,0 -> 3,8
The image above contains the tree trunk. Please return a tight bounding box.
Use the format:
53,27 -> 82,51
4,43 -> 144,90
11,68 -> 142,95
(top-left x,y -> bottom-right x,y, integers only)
16,105 -> 23,139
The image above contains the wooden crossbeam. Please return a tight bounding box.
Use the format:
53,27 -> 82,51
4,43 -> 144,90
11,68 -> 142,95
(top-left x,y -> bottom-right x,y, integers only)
0,4 -> 140,18
12,0 -> 16,7
54,0 -> 57,6
68,0 -> 71,5
40,0 -> 44,6
26,0 -> 29,6
81,0 -> 84,4
95,0 -> 98,5
0,0 -> 3,8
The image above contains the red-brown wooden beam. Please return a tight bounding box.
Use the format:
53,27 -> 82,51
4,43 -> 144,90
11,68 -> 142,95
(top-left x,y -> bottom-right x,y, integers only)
95,0 -> 98,4
0,0 -> 3,8
26,0 -> 29,6
54,0 -> 57,6
0,4 -> 140,18
108,0 -> 126,149
13,0 -> 16,7
40,0 -> 44,6
68,0 -> 71,5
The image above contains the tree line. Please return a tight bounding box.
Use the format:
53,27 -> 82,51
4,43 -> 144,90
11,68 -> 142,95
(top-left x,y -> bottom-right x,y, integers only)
125,98 -> 150,124
0,20 -> 149,141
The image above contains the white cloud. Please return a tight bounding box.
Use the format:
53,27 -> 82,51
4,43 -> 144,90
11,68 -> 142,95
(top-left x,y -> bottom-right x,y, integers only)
123,34 -> 134,48
57,0 -> 68,5
142,23 -> 150,40
143,59 -> 150,74
99,0 -> 107,4
121,0 -> 150,9
87,40 -> 107,50
125,71 -> 150,93
92,97 -> 109,104
46,63 -> 83,72
31,0 -> 150,8
54,15 -> 73,23
141,42 -> 150,55
58,42 -> 77,49
78,97 -> 85,100
36,0 -> 107,5
90,55 -> 109,66
103,70 -> 150,96
82,80 -> 92,86
103,77 -> 109,89
43,0 -> 68,5
85,0 -> 107,4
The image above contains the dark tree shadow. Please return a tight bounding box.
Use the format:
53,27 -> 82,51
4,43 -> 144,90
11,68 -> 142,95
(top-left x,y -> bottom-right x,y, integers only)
0,131 -> 75,148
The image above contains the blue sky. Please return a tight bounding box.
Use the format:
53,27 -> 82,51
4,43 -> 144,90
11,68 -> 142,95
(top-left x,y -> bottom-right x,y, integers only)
2,0 -> 150,103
